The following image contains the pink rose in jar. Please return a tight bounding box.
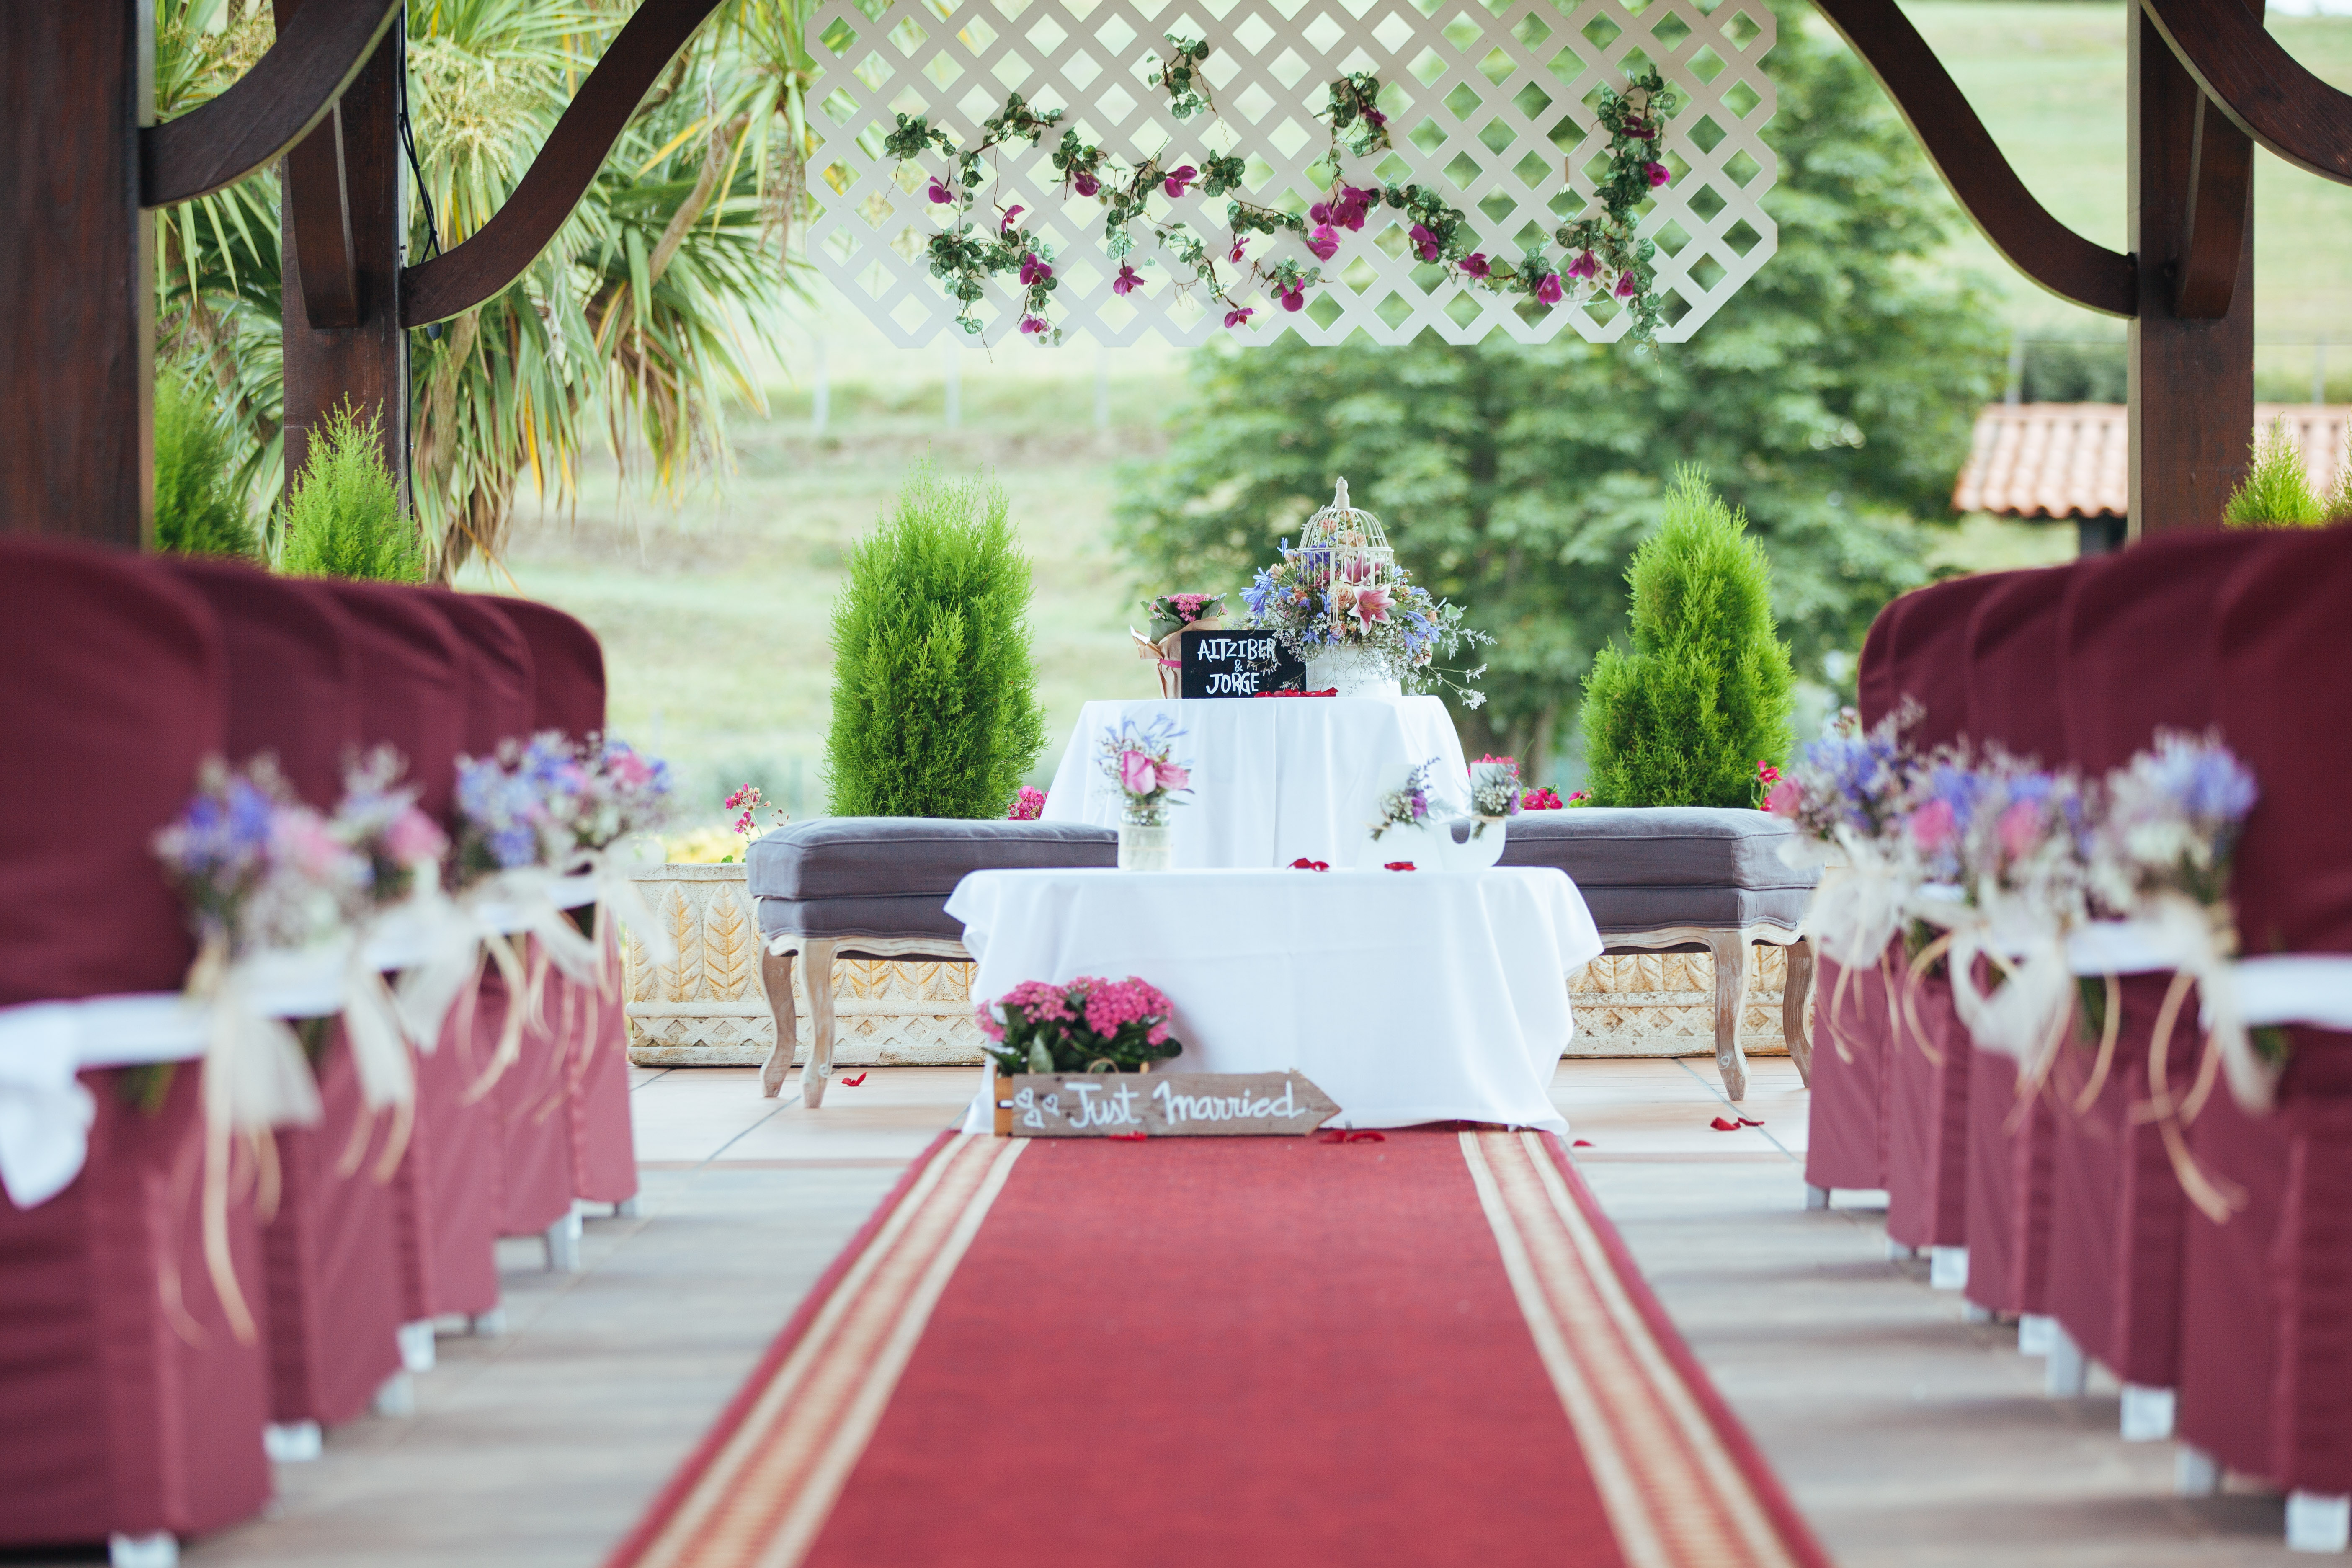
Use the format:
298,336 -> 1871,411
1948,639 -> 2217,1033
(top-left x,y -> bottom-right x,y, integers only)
1155,761 -> 1190,792
1119,749 -> 1158,796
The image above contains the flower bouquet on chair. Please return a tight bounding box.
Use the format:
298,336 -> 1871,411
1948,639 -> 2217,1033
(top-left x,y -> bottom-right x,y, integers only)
1240,479 -> 1489,704
1101,716 -> 1191,869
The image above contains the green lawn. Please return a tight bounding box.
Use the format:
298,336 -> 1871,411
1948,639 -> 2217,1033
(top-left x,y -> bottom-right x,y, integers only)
459,5 -> 2352,818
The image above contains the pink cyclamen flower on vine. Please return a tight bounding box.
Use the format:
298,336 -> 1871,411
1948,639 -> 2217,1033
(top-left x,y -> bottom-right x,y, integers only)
1112,263 -> 1142,296
1224,307 -> 1254,328
1163,165 -> 1197,198
1408,223 -> 1440,262
1534,273 -> 1564,305
1306,225 -> 1341,261
1019,252 -> 1052,286
1074,171 -> 1101,197
1018,315 -> 1048,335
1567,249 -> 1599,280
1365,107 -> 1388,131
1229,237 -> 1247,263
1336,185 -> 1375,230
1645,161 -> 1671,188
999,204 -> 1026,233
1614,271 -> 1639,299
1459,253 -> 1490,278
1280,288 -> 1305,312
926,177 -> 954,205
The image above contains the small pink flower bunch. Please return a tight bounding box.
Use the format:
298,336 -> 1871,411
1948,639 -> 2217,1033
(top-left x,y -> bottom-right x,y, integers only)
726,784 -> 789,841
1751,759 -> 1786,812
333,746 -> 451,909
1522,785 -> 1567,811
978,975 -> 1183,1075
155,754 -> 373,954
1006,785 -> 1046,822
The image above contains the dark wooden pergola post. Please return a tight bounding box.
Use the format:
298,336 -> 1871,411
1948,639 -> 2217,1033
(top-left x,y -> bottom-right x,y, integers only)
277,8 -> 409,513
0,3 -> 154,549
2129,3 -> 2257,537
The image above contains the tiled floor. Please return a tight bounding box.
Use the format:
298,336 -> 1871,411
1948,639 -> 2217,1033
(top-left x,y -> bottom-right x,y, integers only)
139,1057 -> 2307,1565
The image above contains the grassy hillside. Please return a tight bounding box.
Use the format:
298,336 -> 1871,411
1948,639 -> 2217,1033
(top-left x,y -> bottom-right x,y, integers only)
459,3 -> 2352,819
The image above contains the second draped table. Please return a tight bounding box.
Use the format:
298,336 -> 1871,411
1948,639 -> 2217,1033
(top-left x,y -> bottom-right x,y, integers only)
1038,696 -> 1470,869
948,867 -> 1602,1135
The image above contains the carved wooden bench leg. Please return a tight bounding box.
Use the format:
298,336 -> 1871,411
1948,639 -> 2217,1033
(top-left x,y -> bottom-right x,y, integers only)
1708,931 -> 1752,1103
758,946 -> 797,1099
801,938 -> 838,1108
1783,936 -> 1816,1087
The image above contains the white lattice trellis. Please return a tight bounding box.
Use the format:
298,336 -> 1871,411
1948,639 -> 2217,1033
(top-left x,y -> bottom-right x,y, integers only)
804,0 -> 1775,347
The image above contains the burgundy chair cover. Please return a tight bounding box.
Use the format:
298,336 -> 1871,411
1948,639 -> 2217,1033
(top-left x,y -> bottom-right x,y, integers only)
2179,527 -> 2352,1491
1805,597 -> 1911,1194
423,591 -> 578,1240
488,596 -> 638,1209
165,561 -> 405,1429
0,542 -> 273,1547
1958,565 -> 2077,1319
2046,531 -> 2270,1389
321,583 -> 502,1323
1875,572 -> 2017,1250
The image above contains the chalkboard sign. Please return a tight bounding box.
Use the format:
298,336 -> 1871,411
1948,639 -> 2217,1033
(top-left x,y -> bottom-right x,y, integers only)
996,1071 -> 1339,1137
1179,629 -> 1304,698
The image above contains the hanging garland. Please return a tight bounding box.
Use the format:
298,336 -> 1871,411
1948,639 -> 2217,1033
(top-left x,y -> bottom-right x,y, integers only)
879,44 -> 1681,346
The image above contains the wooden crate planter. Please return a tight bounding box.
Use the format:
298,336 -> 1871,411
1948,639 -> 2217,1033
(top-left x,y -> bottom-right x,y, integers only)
622,864 -> 986,1068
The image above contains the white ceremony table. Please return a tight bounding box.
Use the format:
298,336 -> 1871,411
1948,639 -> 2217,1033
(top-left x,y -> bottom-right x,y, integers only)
1038,696 -> 1469,869
946,866 -> 1602,1135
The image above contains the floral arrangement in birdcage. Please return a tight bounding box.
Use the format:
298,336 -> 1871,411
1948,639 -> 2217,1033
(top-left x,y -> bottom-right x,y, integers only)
1099,716 -> 1191,827
1144,591 -> 1227,640
976,976 -> 1186,1075
1242,479 -> 1489,705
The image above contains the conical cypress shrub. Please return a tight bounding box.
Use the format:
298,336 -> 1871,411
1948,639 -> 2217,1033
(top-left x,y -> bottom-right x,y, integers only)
824,465 -> 1047,818
1580,468 -> 1795,807
153,371 -> 259,559
277,405 -> 424,581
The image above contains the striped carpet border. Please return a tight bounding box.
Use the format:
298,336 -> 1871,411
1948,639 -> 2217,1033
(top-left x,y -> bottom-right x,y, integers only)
1461,1129 -> 1832,1568
604,1131 -> 1026,1568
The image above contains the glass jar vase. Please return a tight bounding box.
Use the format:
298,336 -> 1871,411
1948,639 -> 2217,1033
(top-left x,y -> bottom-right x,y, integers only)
1118,821 -> 1174,871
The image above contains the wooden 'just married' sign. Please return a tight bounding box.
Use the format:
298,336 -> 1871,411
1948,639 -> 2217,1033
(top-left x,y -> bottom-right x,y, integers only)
995,1071 -> 1340,1137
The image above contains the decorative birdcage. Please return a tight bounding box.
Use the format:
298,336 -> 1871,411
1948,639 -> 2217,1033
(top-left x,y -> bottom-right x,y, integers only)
1296,479 -> 1399,643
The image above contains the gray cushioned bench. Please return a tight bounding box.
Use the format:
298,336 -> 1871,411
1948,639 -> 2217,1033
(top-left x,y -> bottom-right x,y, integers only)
1498,807 -> 1818,1100
745,818 -> 1116,1102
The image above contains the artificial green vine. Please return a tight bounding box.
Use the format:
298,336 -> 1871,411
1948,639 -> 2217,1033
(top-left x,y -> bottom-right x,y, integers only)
881,49 -> 1681,344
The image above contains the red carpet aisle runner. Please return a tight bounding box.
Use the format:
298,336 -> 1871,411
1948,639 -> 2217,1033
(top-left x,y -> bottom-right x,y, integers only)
609,1130 -> 1829,1568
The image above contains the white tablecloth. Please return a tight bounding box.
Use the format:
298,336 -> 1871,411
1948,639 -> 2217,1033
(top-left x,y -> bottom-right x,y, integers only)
1039,696 -> 1469,869
946,867 -> 1602,1135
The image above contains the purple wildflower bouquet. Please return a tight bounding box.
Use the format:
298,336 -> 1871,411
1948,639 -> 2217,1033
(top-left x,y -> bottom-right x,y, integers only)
2088,730 -> 2258,915
331,747 -> 451,909
977,976 -> 1185,1075
1469,755 -> 1523,828
1369,757 -> 1442,841
1100,715 -> 1191,827
154,756 -> 372,955
452,732 -> 674,887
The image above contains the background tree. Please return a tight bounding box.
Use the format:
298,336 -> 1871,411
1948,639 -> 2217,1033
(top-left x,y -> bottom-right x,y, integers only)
150,0 -> 820,574
1117,0 -> 2003,779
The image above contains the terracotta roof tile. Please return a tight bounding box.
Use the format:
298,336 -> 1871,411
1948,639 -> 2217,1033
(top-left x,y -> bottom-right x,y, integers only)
1952,403 -> 2351,519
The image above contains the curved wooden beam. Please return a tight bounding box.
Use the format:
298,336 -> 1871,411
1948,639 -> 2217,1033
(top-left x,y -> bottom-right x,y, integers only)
140,0 -> 402,207
2174,93 -> 2253,318
397,0 -> 726,327
2141,0 -> 2352,186
1808,0 -> 2137,317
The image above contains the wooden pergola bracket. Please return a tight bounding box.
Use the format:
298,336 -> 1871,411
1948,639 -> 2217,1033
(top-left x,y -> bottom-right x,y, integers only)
139,0 -> 402,208
2173,92 -> 2253,319
1807,0 -> 2138,318
397,0 -> 727,327
283,104 -> 361,329
2141,0 -> 2352,186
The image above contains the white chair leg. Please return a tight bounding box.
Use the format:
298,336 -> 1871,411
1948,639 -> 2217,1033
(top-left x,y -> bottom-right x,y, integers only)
1960,1300 -> 1994,1324
2017,1313 -> 2058,1356
110,1533 -> 177,1568
1886,1237 -> 1916,1261
1804,1184 -> 1830,1210
2120,1383 -> 2177,1442
613,1194 -> 641,1219
545,1206 -> 583,1272
263,1421 -> 322,1463
1707,932 -> 1752,1104
470,1305 -> 507,1338
397,1318 -> 437,1372
371,1371 -> 415,1418
802,938 -> 838,1108
2176,1445 -> 2223,1496
1929,1246 -> 1969,1290
2045,1321 -> 2089,1398
2288,1492 -> 2352,1553
758,947 -> 798,1099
